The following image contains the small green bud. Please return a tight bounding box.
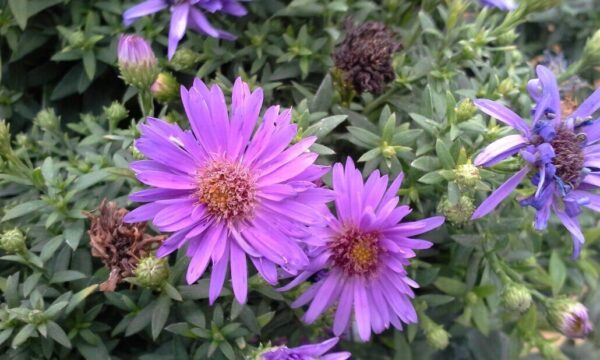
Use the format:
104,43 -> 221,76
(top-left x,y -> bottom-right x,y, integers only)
425,324 -> 450,351
150,73 -> 179,103
130,144 -> 145,160
169,47 -> 201,70
15,133 -> 29,149
438,196 -> 474,225
497,78 -> 515,97
103,101 -> 129,124
67,31 -> 86,48
0,228 -> 26,254
455,99 -> 477,123
582,29 -> 600,68
135,256 -> 170,289
454,162 -> 480,188
35,108 -> 60,132
465,292 -> 478,305
497,29 -> 518,46
381,143 -> 396,159
502,282 -> 532,313
27,309 -> 45,325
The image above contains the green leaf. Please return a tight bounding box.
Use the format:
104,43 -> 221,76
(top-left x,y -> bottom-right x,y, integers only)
65,284 -> 98,314
411,156 -> 440,172
50,270 -> 86,284
46,321 -> 71,349
12,324 -> 35,348
347,126 -> 380,148
472,301 -> 490,336
303,115 -> 346,138
358,148 -> 381,163
309,73 -> 333,112
219,341 -> 236,360
151,295 -> 171,340
9,0 -> 29,29
126,303 -> 155,336
2,200 -> 46,222
0,329 -> 13,346
82,50 -> 96,79
64,220 -> 85,250
5,272 -> 20,307
72,170 -> 111,193
434,277 -> 467,297
44,301 -> 68,318
549,250 -> 567,295
436,139 -> 455,169
418,171 -> 445,185
162,282 -> 182,301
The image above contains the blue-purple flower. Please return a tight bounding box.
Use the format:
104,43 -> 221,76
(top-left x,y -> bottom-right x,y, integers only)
123,0 -> 248,59
260,337 -> 350,360
471,65 -> 600,258
124,77 -> 333,304
480,0 -> 518,11
281,159 -> 445,341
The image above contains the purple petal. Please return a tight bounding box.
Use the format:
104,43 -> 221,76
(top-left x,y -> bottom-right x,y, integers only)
581,118 -> 600,144
474,134 -> 528,167
188,7 -> 220,38
391,216 -> 445,237
123,0 -> 167,26
333,282 -> 353,336
208,243 -> 229,304
554,205 -> 585,259
304,272 -> 342,324
129,188 -> 190,202
156,229 -> 191,258
230,241 -> 248,304
471,166 -> 530,219
136,171 -> 196,190
474,99 -> 530,136
354,279 -> 371,341
167,3 -> 190,60
533,65 -> 561,123
569,87 -> 600,121
186,224 -> 224,284
292,337 -> 339,357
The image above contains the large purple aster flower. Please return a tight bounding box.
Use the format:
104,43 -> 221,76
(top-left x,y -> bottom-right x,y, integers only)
480,0 -> 518,11
124,77 -> 333,304
123,0 -> 248,59
260,337 -> 350,360
471,65 -> 600,258
281,159 -> 445,341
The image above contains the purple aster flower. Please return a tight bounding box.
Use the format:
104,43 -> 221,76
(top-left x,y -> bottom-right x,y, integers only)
124,77 -> 333,304
123,0 -> 248,59
471,65 -> 600,258
260,337 -> 351,360
280,159 -> 445,341
480,0 -> 518,11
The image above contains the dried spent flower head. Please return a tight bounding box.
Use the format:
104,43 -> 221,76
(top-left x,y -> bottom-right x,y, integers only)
332,19 -> 401,95
86,200 -> 164,292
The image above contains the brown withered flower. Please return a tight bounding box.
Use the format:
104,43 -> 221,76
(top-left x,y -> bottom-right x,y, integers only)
332,19 -> 401,95
86,200 -> 164,292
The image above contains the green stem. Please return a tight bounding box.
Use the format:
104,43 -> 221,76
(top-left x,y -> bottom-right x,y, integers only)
138,90 -> 154,118
557,60 -> 585,83
363,86 -> 398,115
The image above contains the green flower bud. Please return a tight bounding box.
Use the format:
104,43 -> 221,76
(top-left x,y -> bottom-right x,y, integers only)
169,48 -> 201,70
502,282 -> 532,313
497,29 -> 518,46
134,256 -> 170,289
67,31 -> 86,48
425,324 -> 450,351
438,196 -> 475,225
27,309 -> 45,325
497,78 -> 515,97
455,99 -> 477,123
0,228 -> 26,254
465,292 -> 478,305
103,101 -> 129,124
34,108 -> 60,132
130,144 -> 145,160
118,35 -> 159,89
381,143 -> 396,159
582,29 -> 600,68
150,73 -> 179,103
454,162 -> 480,188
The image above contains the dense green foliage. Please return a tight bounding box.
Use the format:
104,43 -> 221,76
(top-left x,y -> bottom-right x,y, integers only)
1,0 -> 600,359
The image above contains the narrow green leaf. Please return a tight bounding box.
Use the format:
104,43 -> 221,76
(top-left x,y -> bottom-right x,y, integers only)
11,324 -> 35,348
9,0 -> 29,29
151,295 -> 171,340
46,321 -> 71,349
434,277 -> 467,297
436,139 -> 455,169
2,200 -> 46,222
82,50 -> 96,79
549,250 -> 567,295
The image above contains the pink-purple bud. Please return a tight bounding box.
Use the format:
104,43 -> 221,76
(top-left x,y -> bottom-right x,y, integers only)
117,34 -> 159,89
548,299 -> 593,339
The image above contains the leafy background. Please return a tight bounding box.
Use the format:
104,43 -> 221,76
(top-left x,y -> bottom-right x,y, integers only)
1,0 -> 600,359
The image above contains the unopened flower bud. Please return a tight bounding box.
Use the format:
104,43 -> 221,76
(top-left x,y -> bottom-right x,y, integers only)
117,34 -> 159,89
502,282 -> 532,313
135,256 -> 170,289
497,78 -> 515,97
150,73 -> 179,103
465,292 -> 478,305
582,29 -> 600,68
67,31 -> 86,48
130,144 -> 145,160
455,99 -> 477,122
381,144 -> 396,159
547,298 -> 593,339
438,196 -> 475,225
103,101 -> 128,124
27,309 -> 45,325
497,29 -> 518,46
34,108 -> 60,132
0,120 -> 11,154
425,324 -> 450,350
0,228 -> 26,254
454,162 -> 480,187
169,47 -> 201,70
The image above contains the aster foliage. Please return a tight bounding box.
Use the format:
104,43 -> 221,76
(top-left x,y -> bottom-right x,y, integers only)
1,0 -> 600,359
